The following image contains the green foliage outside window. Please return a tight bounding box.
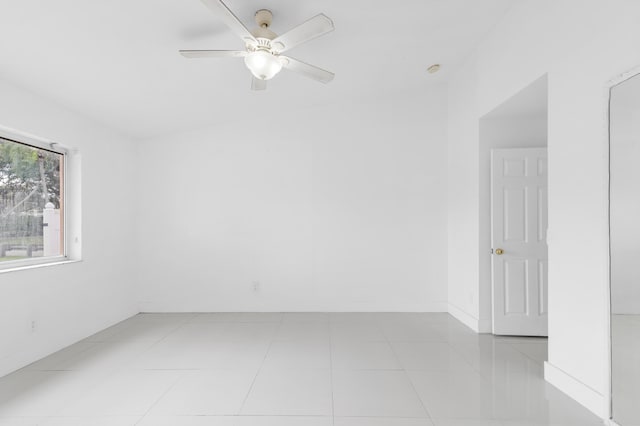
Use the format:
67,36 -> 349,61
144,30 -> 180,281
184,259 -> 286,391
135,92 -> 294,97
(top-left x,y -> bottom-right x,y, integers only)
0,138 -> 62,260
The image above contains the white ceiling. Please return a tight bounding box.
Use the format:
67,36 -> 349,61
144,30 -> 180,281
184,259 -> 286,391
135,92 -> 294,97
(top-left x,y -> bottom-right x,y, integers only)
0,0 -> 514,139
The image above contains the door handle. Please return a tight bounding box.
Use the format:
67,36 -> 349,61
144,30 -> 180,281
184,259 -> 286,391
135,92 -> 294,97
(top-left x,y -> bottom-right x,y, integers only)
495,248 -> 504,255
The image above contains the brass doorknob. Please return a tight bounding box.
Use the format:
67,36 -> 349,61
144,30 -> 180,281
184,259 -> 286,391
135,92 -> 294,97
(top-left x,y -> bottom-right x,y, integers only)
495,248 -> 504,255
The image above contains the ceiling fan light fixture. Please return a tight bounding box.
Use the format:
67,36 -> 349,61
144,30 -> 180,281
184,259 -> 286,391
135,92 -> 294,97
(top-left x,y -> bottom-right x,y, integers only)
244,50 -> 283,80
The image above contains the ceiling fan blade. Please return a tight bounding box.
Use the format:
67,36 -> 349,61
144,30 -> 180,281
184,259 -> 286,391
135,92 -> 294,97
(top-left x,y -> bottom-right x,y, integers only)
200,0 -> 256,45
281,56 -> 334,84
271,14 -> 334,53
180,50 -> 247,58
251,77 -> 267,91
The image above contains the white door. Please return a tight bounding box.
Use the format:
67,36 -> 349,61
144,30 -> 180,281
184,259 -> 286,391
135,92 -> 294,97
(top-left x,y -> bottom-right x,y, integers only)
491,148 -> 548,336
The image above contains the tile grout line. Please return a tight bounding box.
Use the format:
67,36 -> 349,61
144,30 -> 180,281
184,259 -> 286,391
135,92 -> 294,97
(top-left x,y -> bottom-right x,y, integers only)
116,314 -> 196,372
236,315 -> 285,415
444,337 -> 492,382
507,341 -> 547,365
129,314 -> 239,425
384,324 -> 436,424
135,315 -> 284,424
127,313 -> 201,425
328,317 -> 335,426
132,369 -> 185,425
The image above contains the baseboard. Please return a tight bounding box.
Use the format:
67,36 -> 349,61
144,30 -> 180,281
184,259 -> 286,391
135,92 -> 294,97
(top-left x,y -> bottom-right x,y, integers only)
138,301 -> 450,313
447,303 -> 492,333
0,310 -> 138,379
422,301 -> 449,313
605,419 -> 621,426
544,361 -> 606,419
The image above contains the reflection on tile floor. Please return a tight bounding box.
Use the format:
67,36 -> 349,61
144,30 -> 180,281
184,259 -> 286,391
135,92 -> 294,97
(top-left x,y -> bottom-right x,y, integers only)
0,313 -> 603,425
612,314 -> 640,426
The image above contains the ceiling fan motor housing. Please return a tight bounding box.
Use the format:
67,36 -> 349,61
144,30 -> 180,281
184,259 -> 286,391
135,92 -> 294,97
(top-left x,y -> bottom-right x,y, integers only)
251,9 -> 282,47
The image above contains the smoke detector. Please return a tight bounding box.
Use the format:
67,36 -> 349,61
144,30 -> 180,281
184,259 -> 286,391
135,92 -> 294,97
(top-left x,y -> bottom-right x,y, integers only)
427,64 -> 441,74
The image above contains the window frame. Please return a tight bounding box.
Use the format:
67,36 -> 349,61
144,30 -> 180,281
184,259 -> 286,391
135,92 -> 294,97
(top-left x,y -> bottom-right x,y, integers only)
0,126 -> 72,271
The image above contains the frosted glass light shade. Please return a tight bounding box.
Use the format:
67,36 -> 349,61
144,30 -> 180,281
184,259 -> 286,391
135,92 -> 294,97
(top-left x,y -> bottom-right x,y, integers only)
244,50 -> 283,80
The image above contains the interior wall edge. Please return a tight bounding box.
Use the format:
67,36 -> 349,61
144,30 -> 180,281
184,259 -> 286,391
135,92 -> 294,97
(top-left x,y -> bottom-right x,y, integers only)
544,361 -> 606,419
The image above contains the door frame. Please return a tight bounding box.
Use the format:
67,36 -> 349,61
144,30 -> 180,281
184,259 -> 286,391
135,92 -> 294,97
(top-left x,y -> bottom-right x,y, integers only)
478,76 -> 549,335
605,65 -> 640,425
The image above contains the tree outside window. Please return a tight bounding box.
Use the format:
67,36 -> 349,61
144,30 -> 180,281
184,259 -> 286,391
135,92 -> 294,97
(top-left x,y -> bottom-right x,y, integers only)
0,138 -> 64,262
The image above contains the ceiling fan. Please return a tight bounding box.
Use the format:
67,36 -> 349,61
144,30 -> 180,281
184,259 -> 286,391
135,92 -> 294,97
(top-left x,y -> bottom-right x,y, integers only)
180,0 -> 335,90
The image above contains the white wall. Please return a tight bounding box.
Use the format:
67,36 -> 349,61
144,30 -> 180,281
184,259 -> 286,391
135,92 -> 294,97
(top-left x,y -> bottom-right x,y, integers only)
610,91 -> 640,315
446,54 -> 482,326
446,0 -> 640,417
135,88 -> 448,312
0,79 -> 138,377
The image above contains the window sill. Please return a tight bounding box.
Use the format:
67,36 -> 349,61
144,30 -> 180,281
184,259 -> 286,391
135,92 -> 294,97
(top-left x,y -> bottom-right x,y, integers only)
0,258 -> 82,274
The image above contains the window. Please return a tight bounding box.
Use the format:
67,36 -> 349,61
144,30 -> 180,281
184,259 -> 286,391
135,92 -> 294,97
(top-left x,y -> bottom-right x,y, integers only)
0,136 -> 66,267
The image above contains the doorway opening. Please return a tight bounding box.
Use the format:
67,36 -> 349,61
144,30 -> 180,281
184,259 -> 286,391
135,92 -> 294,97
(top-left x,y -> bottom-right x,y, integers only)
478,74 -> 549,335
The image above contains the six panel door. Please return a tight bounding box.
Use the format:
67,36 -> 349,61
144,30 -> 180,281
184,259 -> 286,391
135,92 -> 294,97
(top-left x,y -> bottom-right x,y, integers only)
491,148 -> 548,336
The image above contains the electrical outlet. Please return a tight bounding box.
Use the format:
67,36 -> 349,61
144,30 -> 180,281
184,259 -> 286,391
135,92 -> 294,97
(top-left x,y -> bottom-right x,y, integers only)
252,281 -> 260,292
31,320 -> 36,333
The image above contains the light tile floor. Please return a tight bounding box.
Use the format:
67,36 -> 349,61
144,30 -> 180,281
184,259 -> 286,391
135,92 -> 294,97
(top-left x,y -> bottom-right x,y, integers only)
0,313 -> 603,425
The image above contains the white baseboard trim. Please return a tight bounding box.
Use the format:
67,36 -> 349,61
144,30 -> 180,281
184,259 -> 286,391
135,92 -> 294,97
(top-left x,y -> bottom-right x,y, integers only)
1,310 -> 138,379
449,303 -> 493,333
605,419 -> 621,426
138,302 -> 450,313
447,303 -> 492,333
544,361 -> 605,419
